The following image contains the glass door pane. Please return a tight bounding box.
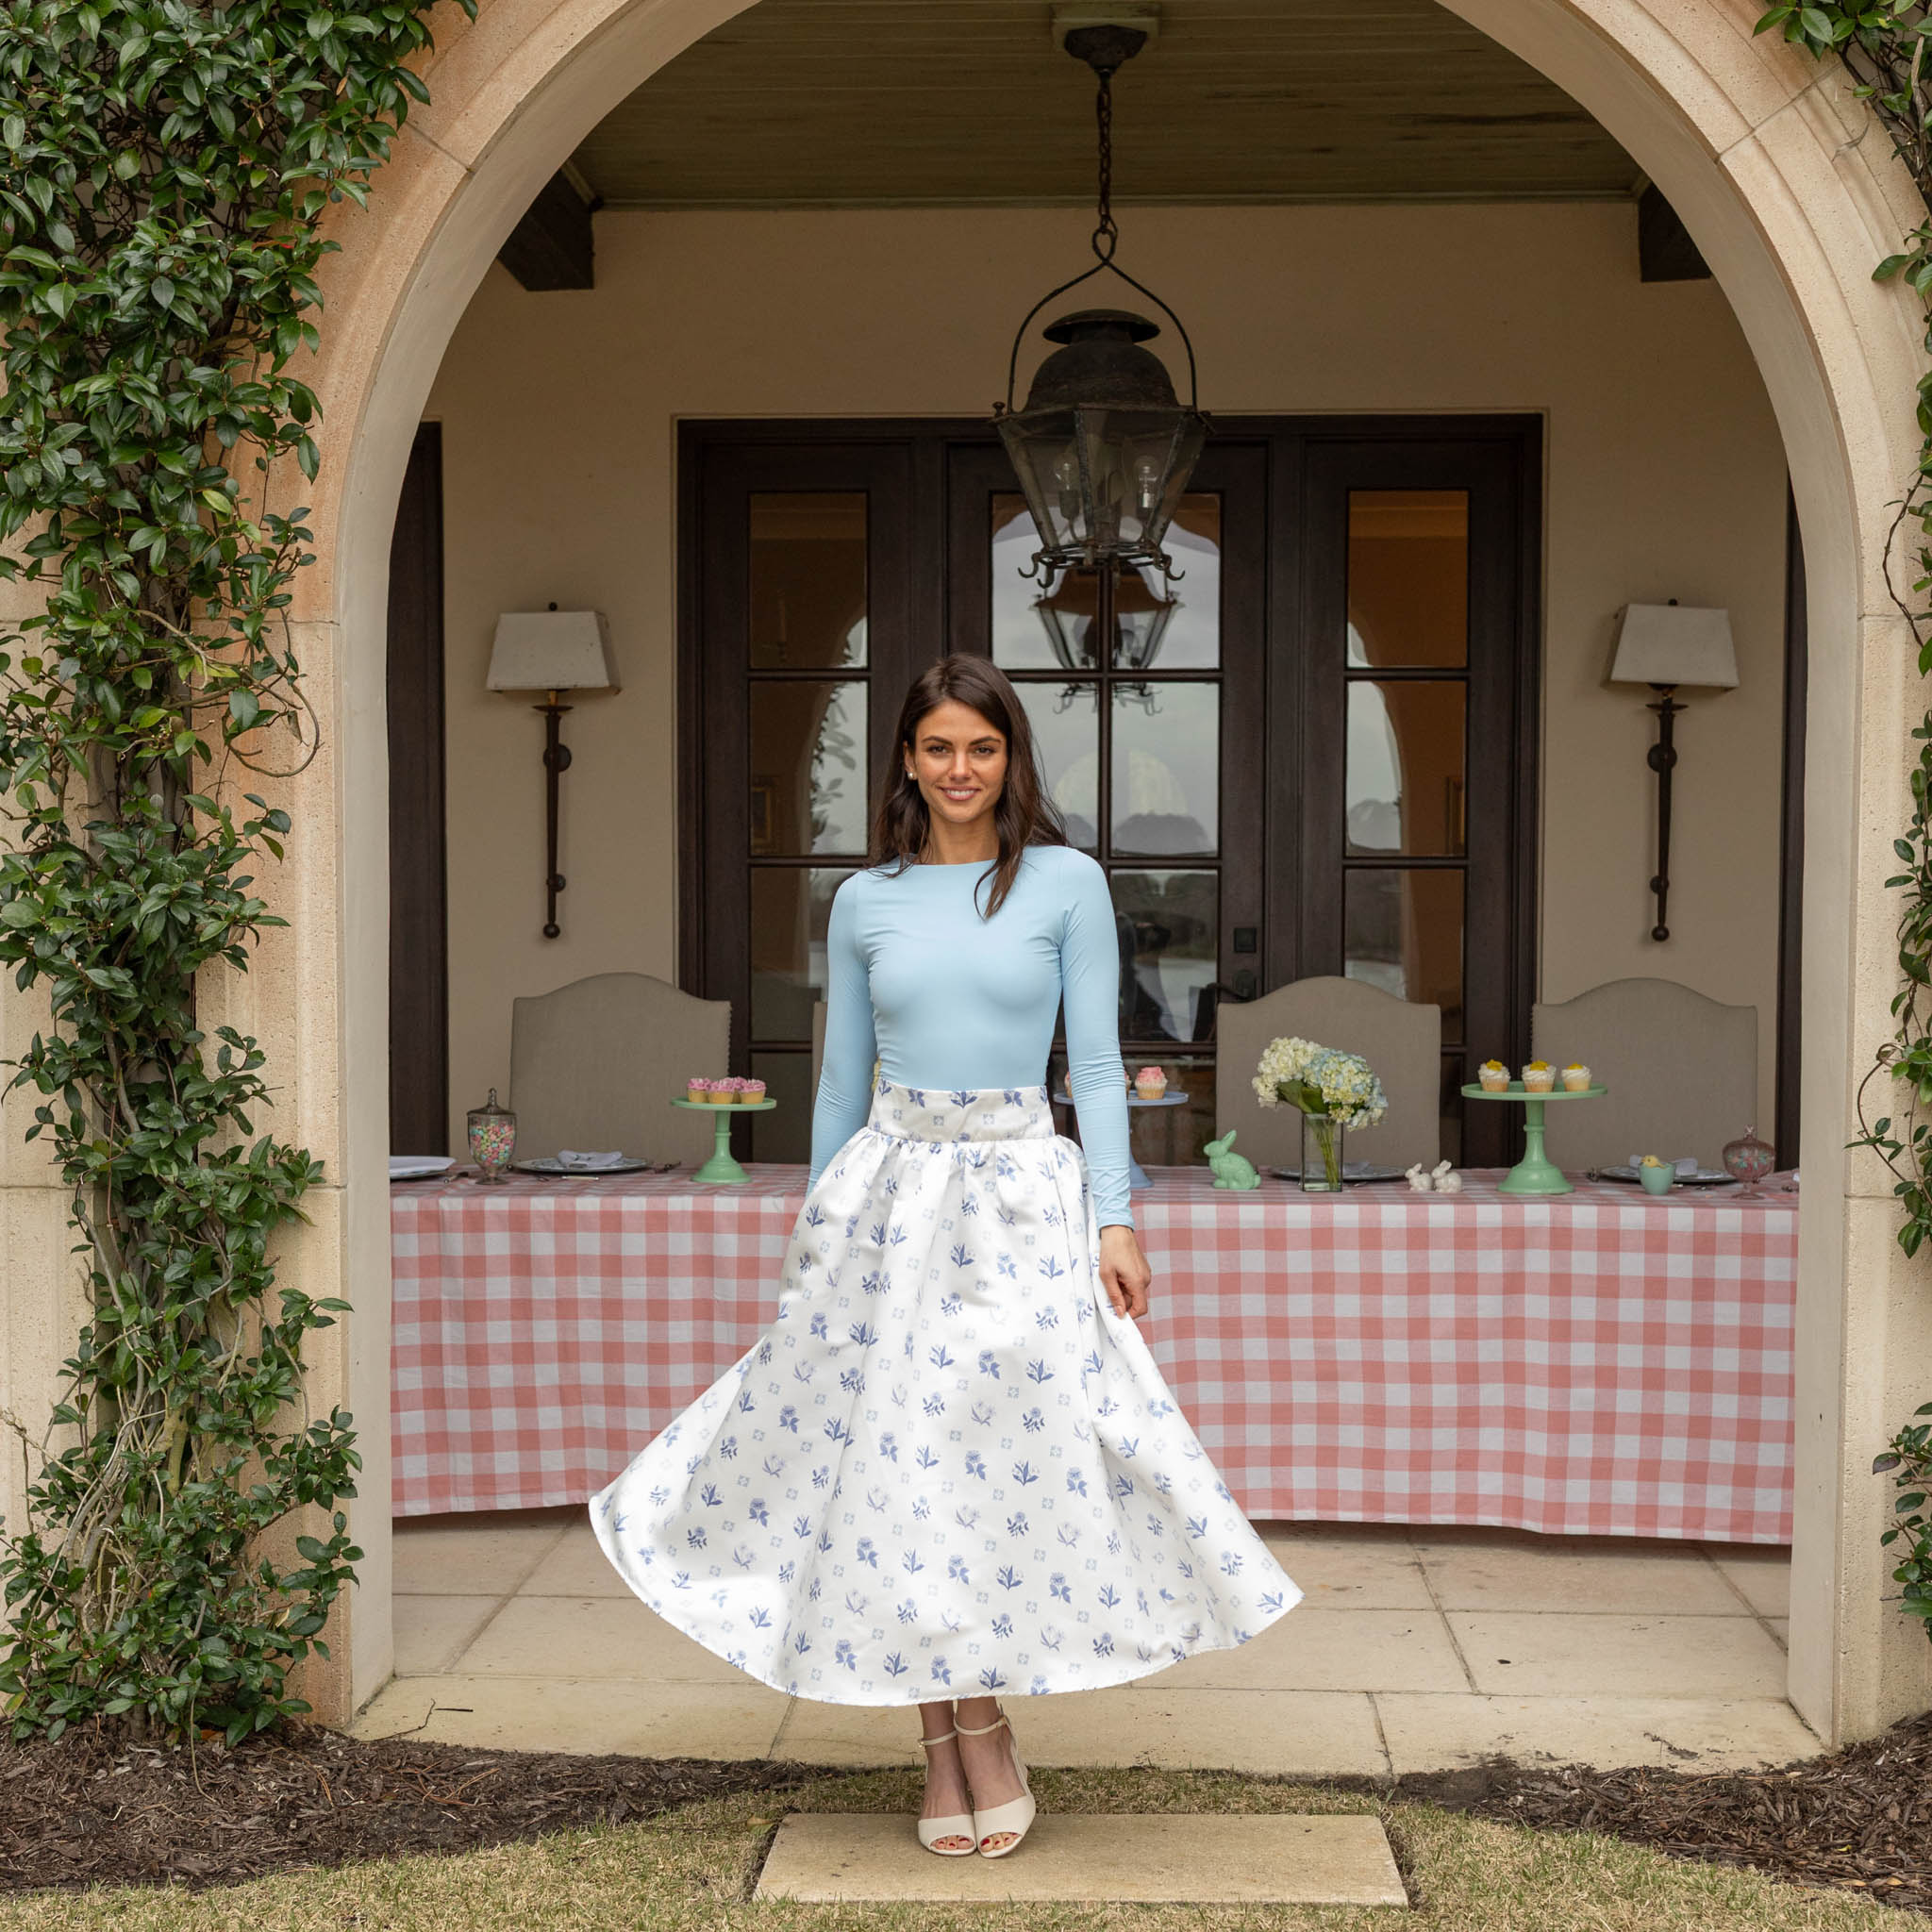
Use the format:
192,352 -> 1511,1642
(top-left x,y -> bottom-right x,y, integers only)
748,682 -> 869,856
749,867 -> 857,1038
749,492 -> 868,668
1345,490 -> 1468,667
1014,681 -> 1099,851
1345,681 -> 1466,856
1112,683 -> 1219,856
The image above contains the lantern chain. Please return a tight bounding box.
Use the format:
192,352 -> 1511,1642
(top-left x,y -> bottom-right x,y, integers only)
1092,65 -> 1118,263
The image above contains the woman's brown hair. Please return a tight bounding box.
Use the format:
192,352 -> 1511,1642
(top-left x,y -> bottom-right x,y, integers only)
870,656 -> 1068,919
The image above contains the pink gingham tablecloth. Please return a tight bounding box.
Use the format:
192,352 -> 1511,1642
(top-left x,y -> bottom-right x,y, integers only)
389,1165 -> 1796,1541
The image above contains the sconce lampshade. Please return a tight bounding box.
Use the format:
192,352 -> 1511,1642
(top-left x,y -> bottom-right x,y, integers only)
486,609 -> 621,693
1606,603 -> 1739,691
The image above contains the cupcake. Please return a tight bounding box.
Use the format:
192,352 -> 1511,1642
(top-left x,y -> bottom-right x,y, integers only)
1134,1066 -> 1167,1100
1521,1059 -> 1556,1092
740,1078 -> 767,1105
686,1076 -> 711,1104
1477,1058 -> 1509,1092
706,1077 -> 736,1105
1561,1062 -> 1591,1092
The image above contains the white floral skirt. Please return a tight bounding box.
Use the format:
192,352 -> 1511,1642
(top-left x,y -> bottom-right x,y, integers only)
590,1080 -> 1304,1706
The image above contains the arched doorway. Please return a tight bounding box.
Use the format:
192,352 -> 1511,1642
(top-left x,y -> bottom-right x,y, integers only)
298,0 -> 1927,1746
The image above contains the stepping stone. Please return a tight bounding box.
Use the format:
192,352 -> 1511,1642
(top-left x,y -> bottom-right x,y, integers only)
755,1812 -> 1409,1905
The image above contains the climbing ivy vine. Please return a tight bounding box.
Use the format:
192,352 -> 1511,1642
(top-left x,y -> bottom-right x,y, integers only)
0,0 -> 469,1742
1757,1 -> 1932,1641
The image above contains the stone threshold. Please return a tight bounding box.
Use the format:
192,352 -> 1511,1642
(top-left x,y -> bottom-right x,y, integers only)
754,1811 -> 1409,1904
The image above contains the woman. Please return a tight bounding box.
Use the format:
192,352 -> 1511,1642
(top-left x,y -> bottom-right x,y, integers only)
591,657 -> 1302,1858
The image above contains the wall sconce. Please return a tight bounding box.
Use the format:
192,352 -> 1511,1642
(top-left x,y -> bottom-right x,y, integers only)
486,608 -> 620,938
1606,600 -> 1739,941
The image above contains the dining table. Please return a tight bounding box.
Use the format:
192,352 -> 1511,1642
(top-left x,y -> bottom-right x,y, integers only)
389,1164 -> 1797,1542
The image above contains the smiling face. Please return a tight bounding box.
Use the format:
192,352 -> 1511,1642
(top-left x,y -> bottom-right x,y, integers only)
904,698 -> 1008,840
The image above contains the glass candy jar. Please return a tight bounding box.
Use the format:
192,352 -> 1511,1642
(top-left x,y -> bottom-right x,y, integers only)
1722,1124 -> 1775,1196
1301,1111 -> 1345,1192
468,1088 -> 517,1184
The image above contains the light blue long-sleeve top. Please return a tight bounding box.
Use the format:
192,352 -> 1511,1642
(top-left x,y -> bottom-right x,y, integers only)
807,843 -> 1134,1228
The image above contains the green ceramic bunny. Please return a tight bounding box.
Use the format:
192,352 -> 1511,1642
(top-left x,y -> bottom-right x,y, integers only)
1202,1129 -> 1261,1191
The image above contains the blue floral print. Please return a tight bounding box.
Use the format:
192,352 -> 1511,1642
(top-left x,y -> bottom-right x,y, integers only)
590,1082 -> 1304,1706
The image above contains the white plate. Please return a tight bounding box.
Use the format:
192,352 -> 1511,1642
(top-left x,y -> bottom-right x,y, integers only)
389,1156 -> 455,1180
1596,1164 -> 1737,1187
513,1155 -> 656,1176
1270,1163 -> 1407,1185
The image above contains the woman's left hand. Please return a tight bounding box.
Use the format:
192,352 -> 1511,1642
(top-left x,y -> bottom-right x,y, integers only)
1097,1224 -> 1151,1320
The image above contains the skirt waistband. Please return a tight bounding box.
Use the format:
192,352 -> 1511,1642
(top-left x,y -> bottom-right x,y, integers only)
865,1079 -> 1055,1142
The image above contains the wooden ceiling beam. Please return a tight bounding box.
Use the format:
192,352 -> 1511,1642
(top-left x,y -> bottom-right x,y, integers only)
1637,184 -> 1710,282
497,172 -> 598,291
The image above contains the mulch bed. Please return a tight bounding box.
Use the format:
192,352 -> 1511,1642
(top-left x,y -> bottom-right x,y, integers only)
0,1724 -> 832,1894
1391,1705 -> 1932,1913
1,1706 -> 1928,1907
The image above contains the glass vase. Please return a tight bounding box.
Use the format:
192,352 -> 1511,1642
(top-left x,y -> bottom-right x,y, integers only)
1301,1112 -> 1345,1192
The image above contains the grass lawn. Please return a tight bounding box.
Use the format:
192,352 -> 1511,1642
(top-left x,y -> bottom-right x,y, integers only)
5,1768 -> 1923,1931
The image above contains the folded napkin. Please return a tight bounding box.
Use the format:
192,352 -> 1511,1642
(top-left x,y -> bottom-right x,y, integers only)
1629,1153 -> 1698,1175
557,1148 -> 627,1170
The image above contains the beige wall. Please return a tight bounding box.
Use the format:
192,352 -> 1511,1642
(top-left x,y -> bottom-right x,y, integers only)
424,200 -> 1789,1153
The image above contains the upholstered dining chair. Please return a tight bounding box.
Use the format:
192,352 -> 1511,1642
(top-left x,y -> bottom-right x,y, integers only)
508,972 -> 731,1165
1215,975 -> 1442,1172
1531,977 -> 1758,1172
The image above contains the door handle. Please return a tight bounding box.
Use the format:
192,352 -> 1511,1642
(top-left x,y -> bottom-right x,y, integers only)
1203,973 -> 1257,1006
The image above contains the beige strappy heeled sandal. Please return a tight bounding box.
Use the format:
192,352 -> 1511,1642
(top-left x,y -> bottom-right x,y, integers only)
958,1705 -> 1036,1857
915,1729 -> 977,1857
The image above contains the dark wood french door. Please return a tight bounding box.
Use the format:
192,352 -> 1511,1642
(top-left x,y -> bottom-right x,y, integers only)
681,417 -> 1540,1166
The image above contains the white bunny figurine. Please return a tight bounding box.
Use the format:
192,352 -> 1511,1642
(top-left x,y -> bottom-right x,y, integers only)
1431,1158 -> 1464,1195
1405,1162 -> 1434,1192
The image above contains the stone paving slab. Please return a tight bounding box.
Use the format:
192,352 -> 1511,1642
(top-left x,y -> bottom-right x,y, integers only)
754,1812 -> 1409,1905
775,1685 -> 1390,1776
350,1673 -> 788,1757
1374,1691 -> 1821,1774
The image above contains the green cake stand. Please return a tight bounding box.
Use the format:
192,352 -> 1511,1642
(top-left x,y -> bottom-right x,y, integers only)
1460,1080 -> 1607,1195
671,1096 -> 776,1183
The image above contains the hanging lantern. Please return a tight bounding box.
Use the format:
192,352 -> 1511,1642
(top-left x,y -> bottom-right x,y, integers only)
994,24 -> 1208,586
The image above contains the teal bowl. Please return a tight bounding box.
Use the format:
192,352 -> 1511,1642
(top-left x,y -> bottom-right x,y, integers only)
1638,1164 -> 1675,1195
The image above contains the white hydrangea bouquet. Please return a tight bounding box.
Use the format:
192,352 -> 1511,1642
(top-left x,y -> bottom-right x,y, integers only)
1253,1035 -> 1388,1191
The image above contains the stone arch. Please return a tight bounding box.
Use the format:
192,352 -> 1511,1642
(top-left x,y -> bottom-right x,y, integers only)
301,0 -> 1930,1744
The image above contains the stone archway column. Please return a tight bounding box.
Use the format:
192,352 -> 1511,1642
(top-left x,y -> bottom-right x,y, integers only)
202,0 -> 1929,1742
1442,0 -> 1932,1748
